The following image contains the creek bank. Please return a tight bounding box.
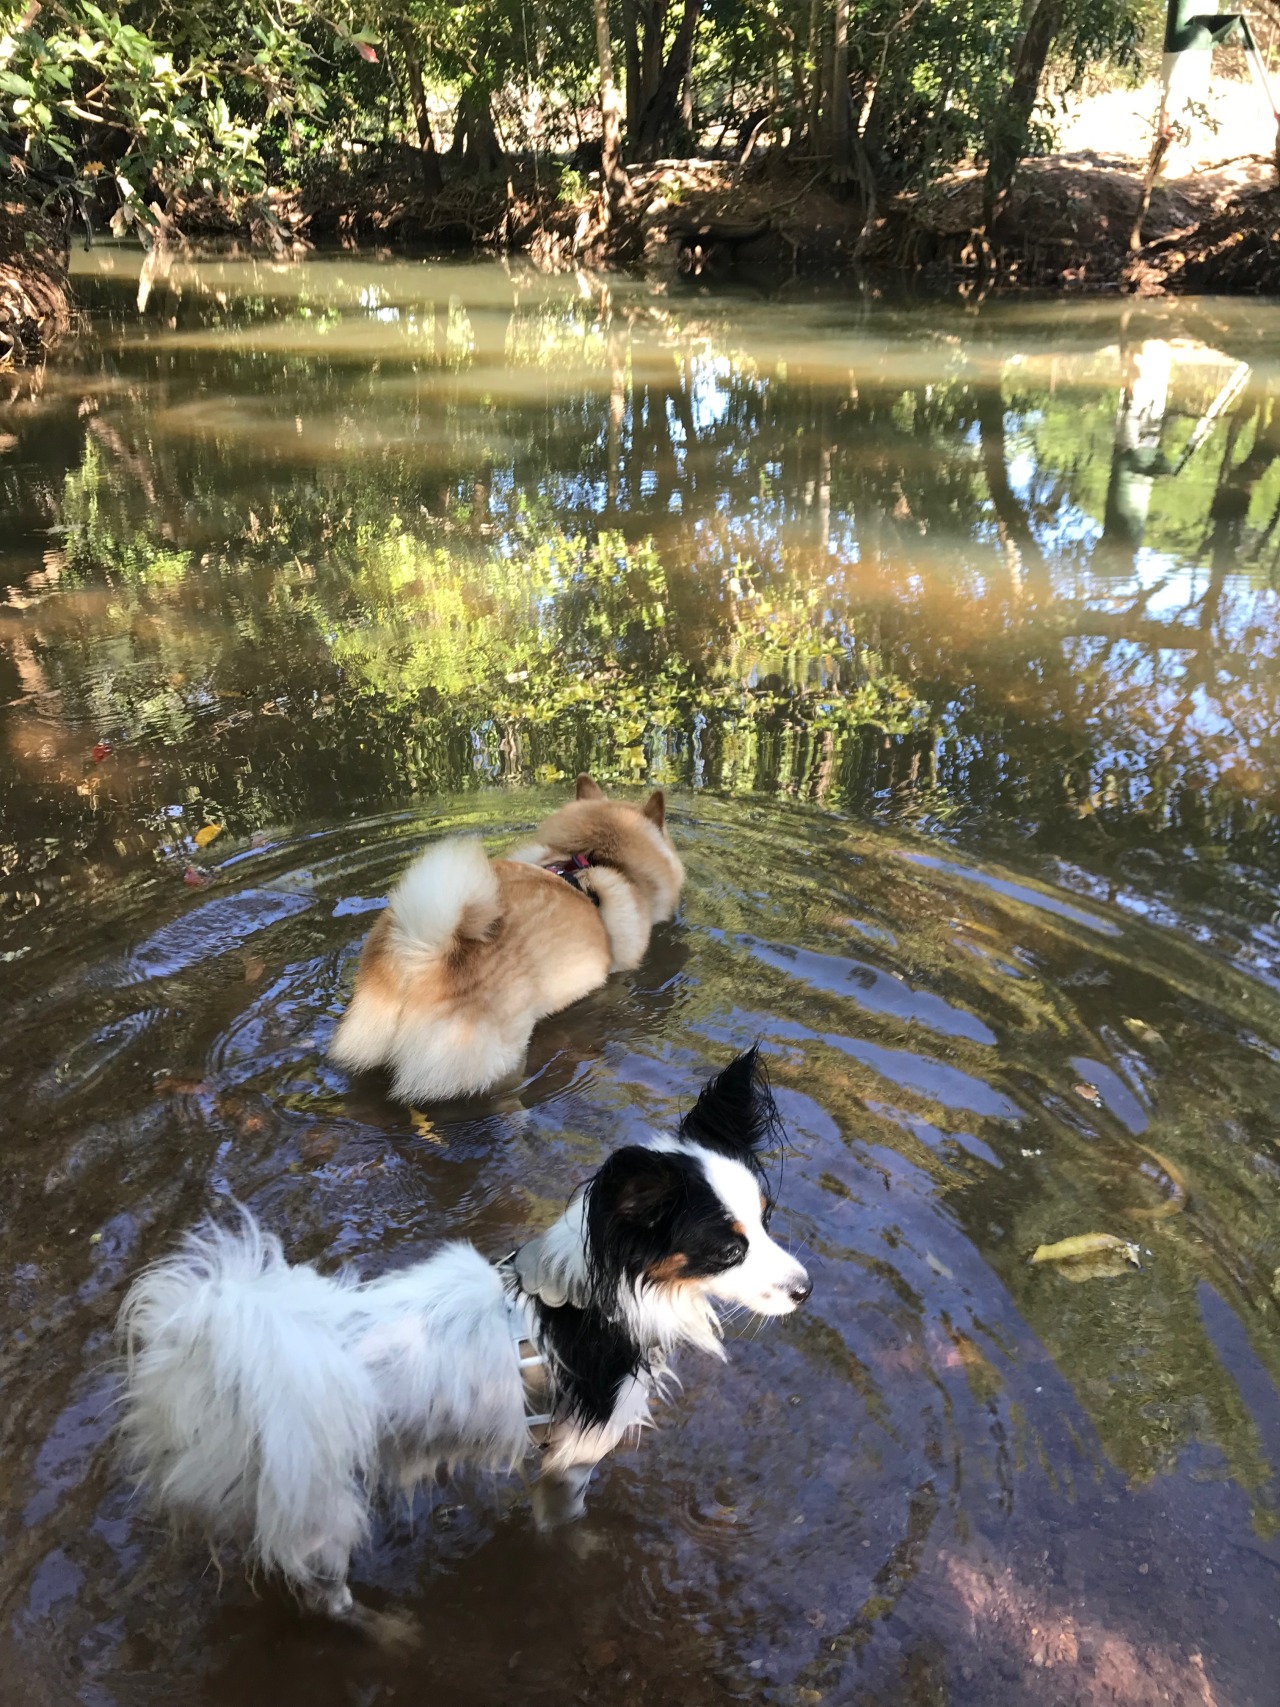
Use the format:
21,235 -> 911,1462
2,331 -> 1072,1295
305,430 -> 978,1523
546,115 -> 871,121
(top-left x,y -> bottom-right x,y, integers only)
0,206 -> 75,365
10,150 -> 1280,335
283,152 -> 1280,293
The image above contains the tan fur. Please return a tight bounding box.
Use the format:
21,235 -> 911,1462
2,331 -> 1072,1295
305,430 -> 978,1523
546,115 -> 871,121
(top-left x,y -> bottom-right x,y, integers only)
330,777 -> 684,1102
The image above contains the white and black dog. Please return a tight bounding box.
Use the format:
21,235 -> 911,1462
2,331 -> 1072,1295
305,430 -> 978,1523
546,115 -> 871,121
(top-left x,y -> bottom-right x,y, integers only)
116,1050 -> 811,1630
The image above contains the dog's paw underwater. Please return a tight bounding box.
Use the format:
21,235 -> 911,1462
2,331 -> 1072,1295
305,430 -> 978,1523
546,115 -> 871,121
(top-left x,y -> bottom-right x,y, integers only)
328,774 -> 685,1103
114,1049 -> 809,1633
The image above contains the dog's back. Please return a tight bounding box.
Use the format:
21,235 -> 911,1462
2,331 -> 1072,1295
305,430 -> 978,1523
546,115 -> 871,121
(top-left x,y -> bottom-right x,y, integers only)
330,838 -> 612,1102
328,779 -> 684,1104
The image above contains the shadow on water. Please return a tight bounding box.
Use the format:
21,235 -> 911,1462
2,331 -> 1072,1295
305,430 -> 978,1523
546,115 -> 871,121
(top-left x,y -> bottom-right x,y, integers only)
2,253 -> 1280,1705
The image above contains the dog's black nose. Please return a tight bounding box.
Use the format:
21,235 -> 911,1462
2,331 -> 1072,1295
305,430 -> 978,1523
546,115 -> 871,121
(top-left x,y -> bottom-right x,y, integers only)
789,1276 -> 812,1305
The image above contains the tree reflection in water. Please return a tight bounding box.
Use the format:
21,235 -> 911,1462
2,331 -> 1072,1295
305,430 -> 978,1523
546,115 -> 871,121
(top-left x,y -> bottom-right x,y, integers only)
3,265 -> 1277,939
4,260 -> 1280,1706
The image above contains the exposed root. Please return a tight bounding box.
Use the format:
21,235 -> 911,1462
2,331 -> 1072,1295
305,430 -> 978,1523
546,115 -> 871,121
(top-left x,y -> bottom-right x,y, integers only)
1124,185 -> 1280,294
0,206 -> 75,365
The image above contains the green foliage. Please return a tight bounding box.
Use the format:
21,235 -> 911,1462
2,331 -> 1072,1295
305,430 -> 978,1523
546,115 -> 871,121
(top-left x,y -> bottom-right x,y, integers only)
556,164 -> 588,207
0,0 -> 1151,231
0,0 -> 341,226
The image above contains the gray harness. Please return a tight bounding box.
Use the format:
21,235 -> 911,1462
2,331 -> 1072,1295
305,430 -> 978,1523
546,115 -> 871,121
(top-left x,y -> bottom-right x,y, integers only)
495,1252 -> 554,1431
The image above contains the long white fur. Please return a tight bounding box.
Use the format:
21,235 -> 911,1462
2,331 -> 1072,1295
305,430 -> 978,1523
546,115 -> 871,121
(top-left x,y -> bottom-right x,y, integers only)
118,1218 -> 529,1602
116,1143 -> 808,1622
384,1009 -> 526,1107
584,866 -> 649,972
388,837 -> 501,954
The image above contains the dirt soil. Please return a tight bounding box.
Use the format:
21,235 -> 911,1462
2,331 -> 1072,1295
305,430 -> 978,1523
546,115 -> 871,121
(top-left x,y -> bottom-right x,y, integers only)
630,151 -> 1280,291
1128,183 -> 1280,293
267,146 -> 1278,296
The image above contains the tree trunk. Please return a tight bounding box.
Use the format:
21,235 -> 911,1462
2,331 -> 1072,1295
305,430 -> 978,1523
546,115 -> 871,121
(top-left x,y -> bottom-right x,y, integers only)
633,0 -> 701,158
789,38 -> 806,148
449,88 -> 505,177
594,0 -> 630,223
621,0 -> 643,139
828,0 -> 851,180
641,2 -> 665,117
806,0 -> 824,151
621,0 -> 666,143
397,28 -> 444,194
982,0 -> 1061,232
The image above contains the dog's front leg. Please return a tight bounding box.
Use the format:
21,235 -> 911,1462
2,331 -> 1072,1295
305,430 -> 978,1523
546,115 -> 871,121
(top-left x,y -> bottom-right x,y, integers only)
307,1577 -> 420,1650
531,1459 -> 598,1530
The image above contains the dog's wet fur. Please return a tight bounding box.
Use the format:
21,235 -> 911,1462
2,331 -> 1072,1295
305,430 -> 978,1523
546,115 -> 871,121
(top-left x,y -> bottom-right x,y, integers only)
329,775 -> 684,1102
115,1050 -> 811,1636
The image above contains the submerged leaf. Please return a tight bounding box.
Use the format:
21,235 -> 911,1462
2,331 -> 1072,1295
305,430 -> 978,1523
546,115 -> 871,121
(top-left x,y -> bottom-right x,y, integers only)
1126,1144 -> 1188,1221
1030,1233 -> 1142,1272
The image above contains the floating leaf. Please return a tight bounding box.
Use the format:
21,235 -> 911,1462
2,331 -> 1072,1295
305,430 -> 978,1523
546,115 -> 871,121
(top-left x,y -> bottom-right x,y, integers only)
1030,1233 -> 1142,1273
1123,1017 -> 1165,1048
194,823 -> 224,848
1126,1144 -> 1188,1221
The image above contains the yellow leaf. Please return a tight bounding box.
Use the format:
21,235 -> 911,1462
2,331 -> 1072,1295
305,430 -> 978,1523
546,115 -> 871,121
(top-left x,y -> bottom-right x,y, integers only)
1030,1233 -> 1141,1268
194,823 -> 224,848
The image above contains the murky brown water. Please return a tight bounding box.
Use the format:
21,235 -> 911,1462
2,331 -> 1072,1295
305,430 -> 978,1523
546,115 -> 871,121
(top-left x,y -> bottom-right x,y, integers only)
3,253 -> 1280,1706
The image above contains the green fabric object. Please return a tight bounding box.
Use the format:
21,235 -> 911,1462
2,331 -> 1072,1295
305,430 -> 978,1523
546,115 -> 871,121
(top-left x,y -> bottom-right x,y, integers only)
1163,0 -> 1244,54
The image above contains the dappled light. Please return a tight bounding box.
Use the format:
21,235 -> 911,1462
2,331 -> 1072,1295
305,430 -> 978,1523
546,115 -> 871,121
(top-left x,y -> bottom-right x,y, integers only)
2,259 -> 1280,1706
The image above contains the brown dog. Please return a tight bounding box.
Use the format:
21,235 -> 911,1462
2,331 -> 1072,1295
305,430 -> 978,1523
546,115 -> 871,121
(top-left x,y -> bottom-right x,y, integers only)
329,776 -> 684,1102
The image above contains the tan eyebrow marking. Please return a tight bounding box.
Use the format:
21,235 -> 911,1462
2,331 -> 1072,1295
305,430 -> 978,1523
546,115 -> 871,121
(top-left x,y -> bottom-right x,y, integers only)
645,1253 -> 690,1282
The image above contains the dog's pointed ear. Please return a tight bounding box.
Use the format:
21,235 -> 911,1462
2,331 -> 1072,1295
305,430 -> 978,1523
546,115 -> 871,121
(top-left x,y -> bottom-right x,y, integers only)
576,773 -> 606,801
680,1047 -> 782,1162
611,1150 -> 684,1226
642,789 -> 665,829
587,1147 -> 682,1231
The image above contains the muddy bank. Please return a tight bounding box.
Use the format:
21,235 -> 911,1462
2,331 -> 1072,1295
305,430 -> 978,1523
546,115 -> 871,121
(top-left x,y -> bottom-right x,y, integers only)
1127,185 -> 1280,294
287,151 -> 1280,293
13,150 -> 1280,309
0,207 -> 75,364
647,154 -> 1276,293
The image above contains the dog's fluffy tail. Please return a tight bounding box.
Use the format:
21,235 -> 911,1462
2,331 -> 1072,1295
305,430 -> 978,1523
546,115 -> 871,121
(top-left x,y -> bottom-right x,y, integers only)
329,838 -> 501,1079
116,1214 -> 379,1594
386,837 -> 501,956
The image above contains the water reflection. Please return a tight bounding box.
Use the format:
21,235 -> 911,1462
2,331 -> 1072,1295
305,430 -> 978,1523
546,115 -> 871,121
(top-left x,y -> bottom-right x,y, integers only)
2,259 -> 1280,1705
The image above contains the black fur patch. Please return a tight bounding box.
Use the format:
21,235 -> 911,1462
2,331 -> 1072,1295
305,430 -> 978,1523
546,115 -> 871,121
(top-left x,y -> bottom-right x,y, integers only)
677,1047 -> 783,1202
533,1296 -> 647,1431
584,1146 -> 749,1303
